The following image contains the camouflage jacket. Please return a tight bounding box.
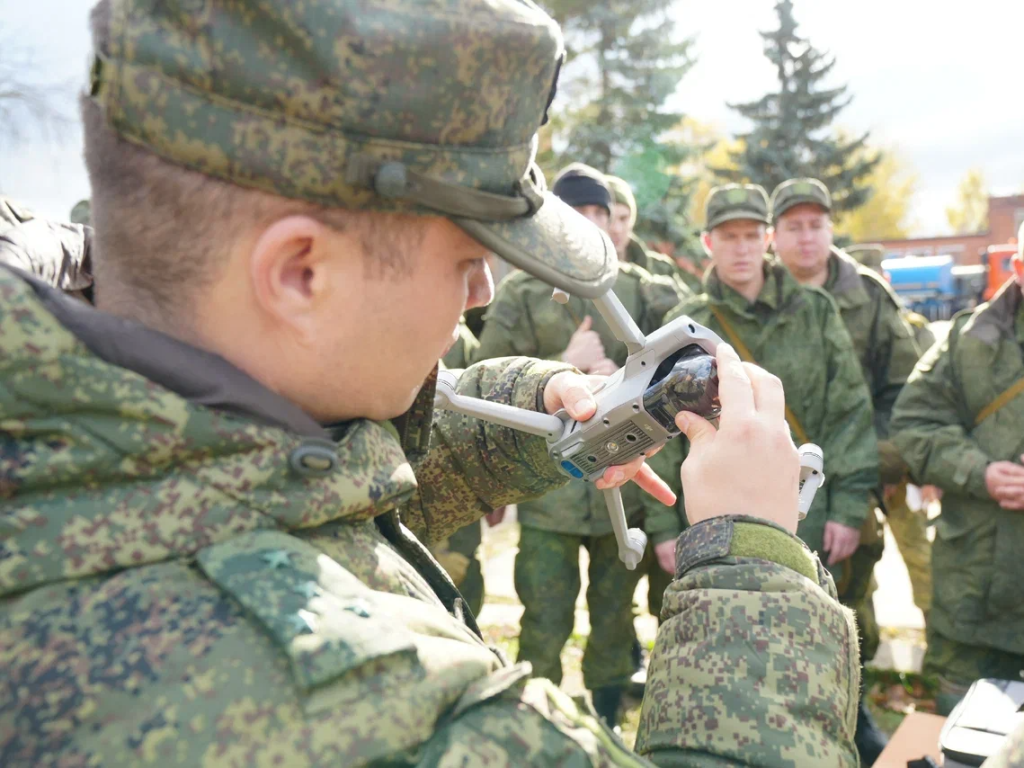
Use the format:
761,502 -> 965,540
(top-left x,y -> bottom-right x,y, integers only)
645,260 -> 880,557
891,280 -> 1024,655
0,196 -> 35,233
471,262 -> 684,536
824,249 -> 921,482
624,235 -> 694,296
0,218 -> 95,299
0,263 -> 859,766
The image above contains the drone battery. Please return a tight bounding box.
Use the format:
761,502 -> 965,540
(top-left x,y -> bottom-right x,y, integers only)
643,345 -> 721,432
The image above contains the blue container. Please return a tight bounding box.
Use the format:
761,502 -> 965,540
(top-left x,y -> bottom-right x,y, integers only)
882,256 -> 955,297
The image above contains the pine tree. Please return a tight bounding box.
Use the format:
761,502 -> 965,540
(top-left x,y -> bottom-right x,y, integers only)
717,0 -> 879,214
538,1 -> 699,251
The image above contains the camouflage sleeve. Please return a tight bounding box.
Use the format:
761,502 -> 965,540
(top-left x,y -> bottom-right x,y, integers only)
408,356 -> 571,544
471,282 -> 541,363
636,516 -> 860,767
819,299 -> 881,529
891,324 -> 992,499
870,299 -> 920,439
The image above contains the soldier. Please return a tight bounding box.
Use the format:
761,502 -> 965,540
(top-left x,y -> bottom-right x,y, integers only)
849,242 -> 936,619
472,162 -> 683,727
606,175 -> 690,293
1,2 -> 861,765
644,183 -> 880,760
891,223 -> 1024,716
69,199 -> 92,227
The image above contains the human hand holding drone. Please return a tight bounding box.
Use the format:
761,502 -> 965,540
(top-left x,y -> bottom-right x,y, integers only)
435,287 -> 825,570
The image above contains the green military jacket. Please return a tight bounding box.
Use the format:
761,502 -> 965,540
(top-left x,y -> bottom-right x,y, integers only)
892,280 -> 1024,655
472,262 -> 685,536
645,260 -> 880,557
624,235 -> 695,295
441,316 -> 480,370
824,249 -> 921,482
0,260 -> 859,766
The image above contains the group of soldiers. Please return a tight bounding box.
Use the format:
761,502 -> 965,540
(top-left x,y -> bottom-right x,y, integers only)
431,162 -> 1024,765
2,1 -> 1024,766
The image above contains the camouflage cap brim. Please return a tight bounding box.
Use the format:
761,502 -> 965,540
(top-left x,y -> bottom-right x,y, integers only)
706,208 -> 770,232
455,193 -> 617,299
772,195 -> 830,222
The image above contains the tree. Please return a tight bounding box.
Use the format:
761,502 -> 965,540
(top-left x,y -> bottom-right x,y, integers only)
717,0 -> 879,214
0,35 -> 69,154
946,168 -> 989,234
538,1 -> 700,251
835,147 -> 919,242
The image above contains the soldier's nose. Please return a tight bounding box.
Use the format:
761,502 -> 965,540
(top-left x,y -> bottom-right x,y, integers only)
466,260 -> 494,310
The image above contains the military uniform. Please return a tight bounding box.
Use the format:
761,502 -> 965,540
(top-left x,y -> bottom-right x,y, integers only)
646,260 -> 880,562
429,318 -> 486,616
472,264 -> 681,696
0,1 -> 861,765
893,277 -> 1024,713
0,196 -> 35,232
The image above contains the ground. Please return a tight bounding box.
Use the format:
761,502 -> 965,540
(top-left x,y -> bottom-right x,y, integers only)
473,506 -> 936,749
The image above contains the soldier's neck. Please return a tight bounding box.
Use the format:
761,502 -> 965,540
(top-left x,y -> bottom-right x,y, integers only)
793,265 -> 829,288
721,270 -> 765,304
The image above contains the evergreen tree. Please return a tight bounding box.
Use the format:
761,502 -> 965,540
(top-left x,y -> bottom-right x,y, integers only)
717,0 -> 879,214
538,1 -> 699,252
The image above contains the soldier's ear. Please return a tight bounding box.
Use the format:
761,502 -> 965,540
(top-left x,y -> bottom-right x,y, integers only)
248,215 -> 345,338
701,231 -> 712,256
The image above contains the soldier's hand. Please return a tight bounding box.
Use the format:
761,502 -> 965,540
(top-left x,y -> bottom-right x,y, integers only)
823,521 -> 860,565
561,316 -> 607,373
985,460 -> 1024,508
675,344 -> 800,532
919,485 -> 943,506
485,506 -> 507,526
654,539 -> 676,574
543,370 -> 675,506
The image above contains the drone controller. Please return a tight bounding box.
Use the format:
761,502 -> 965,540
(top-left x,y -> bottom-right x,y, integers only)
435,287 -> 825,570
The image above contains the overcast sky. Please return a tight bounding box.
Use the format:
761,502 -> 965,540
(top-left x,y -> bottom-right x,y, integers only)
1,0 -> 1021,236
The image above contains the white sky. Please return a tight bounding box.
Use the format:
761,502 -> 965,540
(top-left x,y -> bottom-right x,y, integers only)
0,0 -> 1021,235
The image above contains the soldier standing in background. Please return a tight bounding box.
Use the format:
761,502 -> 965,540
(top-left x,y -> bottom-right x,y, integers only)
892,224 -> 1024,716
849,243 -> 937,620
772,178 -> 925,764
648,182 -> 882,762
472,163 -> 683,727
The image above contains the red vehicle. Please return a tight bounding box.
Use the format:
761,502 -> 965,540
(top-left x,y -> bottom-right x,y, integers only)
982,243 -> 1018,300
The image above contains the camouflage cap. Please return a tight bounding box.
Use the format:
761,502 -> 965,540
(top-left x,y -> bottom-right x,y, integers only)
770,178 -> 831,223
69,200 -> 92,227
605,176 -> 638,228
704,184 -> 770,231
88,1 -> 616,298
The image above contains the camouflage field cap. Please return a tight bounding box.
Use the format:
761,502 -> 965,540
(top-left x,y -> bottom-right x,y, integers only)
704,184 -> 770,231
69,200 -> 92,227
88,0 -> 617,298
605,176 -> 638,227
770,178 -> 831,223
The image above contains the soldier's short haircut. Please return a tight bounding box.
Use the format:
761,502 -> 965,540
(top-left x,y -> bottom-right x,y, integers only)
82,1 -> 424,327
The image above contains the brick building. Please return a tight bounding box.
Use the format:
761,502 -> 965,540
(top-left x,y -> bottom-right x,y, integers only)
877,194 -> 1024,265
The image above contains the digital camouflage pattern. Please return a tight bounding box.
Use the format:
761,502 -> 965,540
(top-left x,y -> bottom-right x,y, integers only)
892,279 -> 1024,698
637,516 -> 859,767
703,183 -> 770,230
770,177 -> 831,223
89,0 -> 619,297
644,259 -> 879,562
472,262 -> 683,536
472,262 -> 682,701
514,526 -> 645,690
0,218 -> 94,298
0,259 -> 861,766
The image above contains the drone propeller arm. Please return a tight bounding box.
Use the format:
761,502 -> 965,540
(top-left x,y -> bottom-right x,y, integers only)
602,488 -> 647,570
434,370 -> 564,440
551,287 -> 646,355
